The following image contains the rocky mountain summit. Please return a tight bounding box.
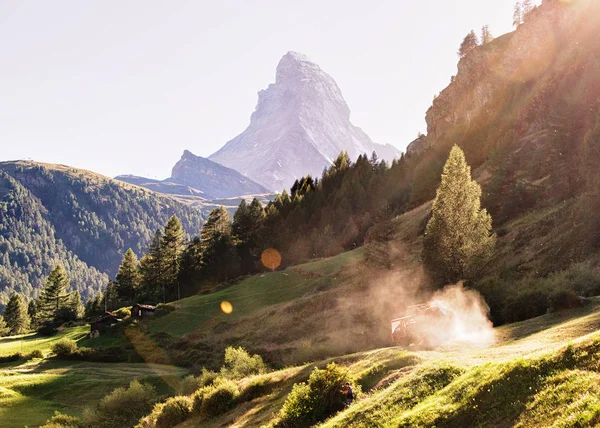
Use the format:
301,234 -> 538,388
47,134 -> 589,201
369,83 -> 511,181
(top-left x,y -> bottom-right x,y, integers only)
209,52 -> 401,191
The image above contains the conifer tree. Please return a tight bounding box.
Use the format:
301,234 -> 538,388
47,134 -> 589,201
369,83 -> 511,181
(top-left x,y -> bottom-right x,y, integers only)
201,207 -> 239,282
513,2 -> 523,27
233,199 -> 265,273
423,146 -> 496,285
28,300 -> 38,328
161,216 -> 185,301
458,30 -> 479,58
138,230 -> 164,302
481,25 -> 494,44
115,248 -> 141,303
70,290 -> 85,320
4,293 -> 30,334
0,315 -> 9,337
38,265 -> 73,323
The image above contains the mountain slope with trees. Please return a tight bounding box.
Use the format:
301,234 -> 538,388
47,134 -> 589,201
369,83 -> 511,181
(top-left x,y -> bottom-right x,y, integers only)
0,161 -> 204,310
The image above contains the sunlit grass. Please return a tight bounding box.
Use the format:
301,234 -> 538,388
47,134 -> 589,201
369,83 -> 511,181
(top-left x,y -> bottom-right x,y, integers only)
0,325 -> 89,357
0,359 -> 188,428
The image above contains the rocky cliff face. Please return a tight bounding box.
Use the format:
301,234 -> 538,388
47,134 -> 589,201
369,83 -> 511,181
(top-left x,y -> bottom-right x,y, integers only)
209,52 -> 401,192
424,0 -> 600,152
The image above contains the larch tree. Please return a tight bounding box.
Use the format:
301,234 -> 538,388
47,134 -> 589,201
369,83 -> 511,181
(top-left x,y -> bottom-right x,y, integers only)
201,207 -> 239,282
233,199 -> 265,273
138,230 -> 164,302
481,25 -> 494,44
0,315 -> 9,336
161,215 -> 185,301
115,248 -> 141,304
38,265 -> 73,323
458,30 -> 479,58
423,145 -> 496,285
4,293 -> 30,334
513,2 -> 523,27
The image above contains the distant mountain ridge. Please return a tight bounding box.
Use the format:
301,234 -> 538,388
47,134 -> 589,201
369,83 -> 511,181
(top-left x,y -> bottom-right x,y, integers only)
0,161 -> 204,309
116,150 -> 269,200
208,51 -> 401,191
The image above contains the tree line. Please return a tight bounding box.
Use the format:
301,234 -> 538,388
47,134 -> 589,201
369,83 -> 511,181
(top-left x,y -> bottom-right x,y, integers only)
0,265 -> 84,336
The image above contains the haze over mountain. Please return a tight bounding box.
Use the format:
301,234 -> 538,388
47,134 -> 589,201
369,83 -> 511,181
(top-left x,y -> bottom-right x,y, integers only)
116,150 -> 269,200
209,52 -> 401,192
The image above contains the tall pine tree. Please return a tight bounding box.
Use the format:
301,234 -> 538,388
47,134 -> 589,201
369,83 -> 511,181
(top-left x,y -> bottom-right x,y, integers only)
458,30 -> 479,58
4,293 -> 30,334
115,248 -> 141,304
233,199 -> 265,273
38,265 -> 73,324
201,207 -> 239,282
138,230 -> 164,303
162,216 -> 185,301
423,146 -> 495,285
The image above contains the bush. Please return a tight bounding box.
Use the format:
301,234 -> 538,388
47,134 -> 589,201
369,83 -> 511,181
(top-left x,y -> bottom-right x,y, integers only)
0,353 -> 24,363
549,289 -> 582,311
137,396 -> 193,428
52,339 -> 77,357
177,369 -> 218,396
30,349 -> 44,359
193,377 -> 239,418
239,376 -> 275,402
220,346 -> 267,379
41,411 -> 83,428
115,307 -> 132,318
277,363 -> 353,427
502,290 -> 549,323
83,379 -> 157,428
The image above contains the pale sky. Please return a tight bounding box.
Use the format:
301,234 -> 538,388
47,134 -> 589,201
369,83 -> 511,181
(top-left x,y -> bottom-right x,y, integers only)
0,1 -> 529,180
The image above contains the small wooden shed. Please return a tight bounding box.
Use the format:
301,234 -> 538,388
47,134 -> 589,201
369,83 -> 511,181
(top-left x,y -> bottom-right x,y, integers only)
90,311 -> 119,335
132,304 -> 156,319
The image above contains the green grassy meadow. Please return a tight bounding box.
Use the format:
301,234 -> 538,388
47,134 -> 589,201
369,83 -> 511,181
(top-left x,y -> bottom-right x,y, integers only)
0,358 -> 187,428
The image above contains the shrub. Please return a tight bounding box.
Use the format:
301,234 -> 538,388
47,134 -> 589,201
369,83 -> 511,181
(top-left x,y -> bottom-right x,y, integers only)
52,339 -> 77,357
549,289 -> 582,311
115,307 -> 132,318
193,377 -> 239,418
30,349 -> 44,359
277,363 -> 353,427
239,376 -> 275,402
0,353 -> 23,363
84,380 -> 157,428
41,411 -> 83,428
137,396 -> 193,428
177,369 -> 218,396
220,346 -> 267,379
502,290 -> 549,323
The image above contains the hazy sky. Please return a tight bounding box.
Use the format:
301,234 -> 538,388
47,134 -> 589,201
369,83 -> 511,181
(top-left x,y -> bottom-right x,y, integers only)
0,1 -> 529,179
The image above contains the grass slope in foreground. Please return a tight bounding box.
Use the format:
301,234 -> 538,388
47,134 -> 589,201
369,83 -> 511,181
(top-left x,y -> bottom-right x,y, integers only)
172,299 -> 600,427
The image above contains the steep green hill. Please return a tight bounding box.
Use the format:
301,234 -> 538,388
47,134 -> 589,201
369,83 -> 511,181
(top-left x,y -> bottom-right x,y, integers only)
0,161 -> 204,308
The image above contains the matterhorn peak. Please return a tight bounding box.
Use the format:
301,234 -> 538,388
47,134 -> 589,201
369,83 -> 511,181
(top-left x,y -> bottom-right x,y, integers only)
208,52 -> 400,192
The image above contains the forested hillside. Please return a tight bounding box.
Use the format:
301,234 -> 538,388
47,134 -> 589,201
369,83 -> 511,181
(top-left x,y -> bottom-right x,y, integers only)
0,161 -> 204,310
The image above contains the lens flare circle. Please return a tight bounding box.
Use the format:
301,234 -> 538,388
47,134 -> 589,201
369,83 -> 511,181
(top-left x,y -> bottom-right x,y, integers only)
261,248 -> 282,271
220,301 -> 233,314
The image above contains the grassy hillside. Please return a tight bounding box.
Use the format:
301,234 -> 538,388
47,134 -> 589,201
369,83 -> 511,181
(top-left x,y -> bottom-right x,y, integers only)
161,298 -> 600,428
0,358 -> 187,428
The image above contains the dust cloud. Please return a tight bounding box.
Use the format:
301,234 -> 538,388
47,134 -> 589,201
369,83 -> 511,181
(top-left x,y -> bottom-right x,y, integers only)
418,283 -> 496,349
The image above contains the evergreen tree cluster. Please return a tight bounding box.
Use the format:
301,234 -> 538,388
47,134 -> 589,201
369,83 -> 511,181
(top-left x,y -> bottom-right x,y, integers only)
0,161 -> 203,311
0,264 -> 85,336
